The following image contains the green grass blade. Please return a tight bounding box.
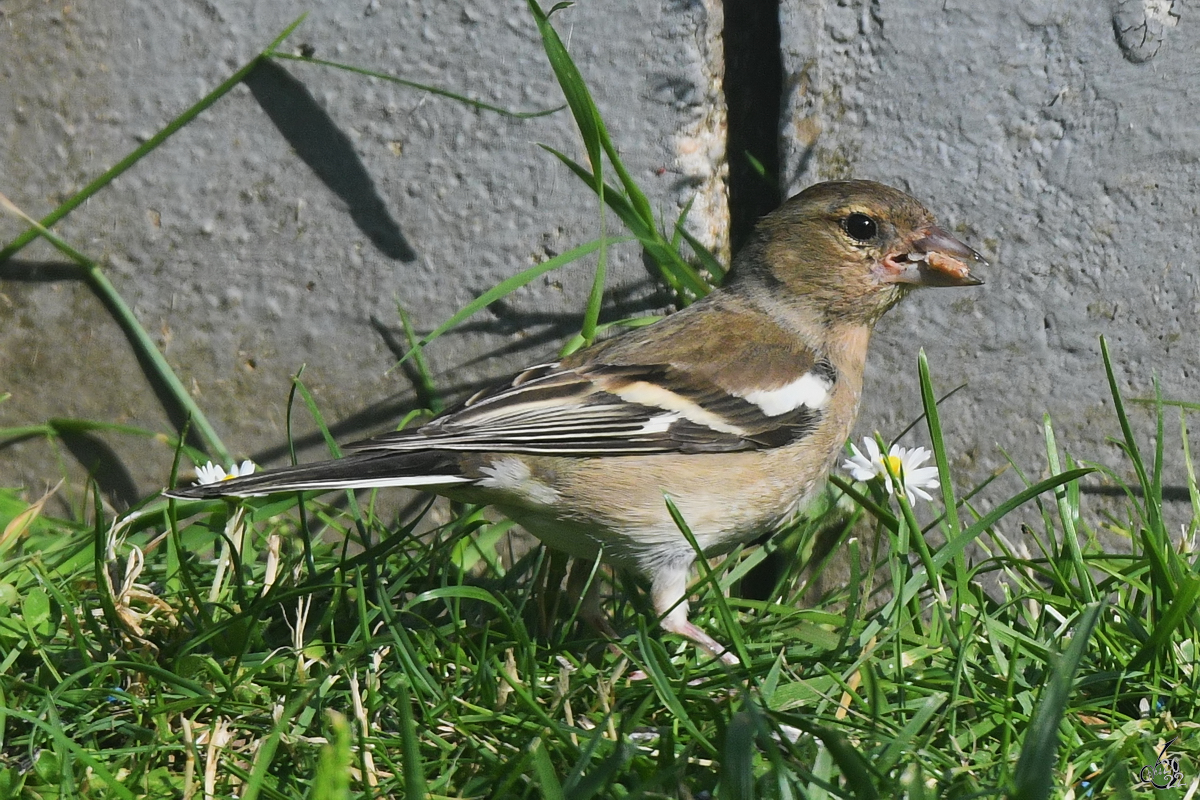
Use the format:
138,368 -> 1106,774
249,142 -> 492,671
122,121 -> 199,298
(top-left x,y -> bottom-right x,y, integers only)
674,219 -> 726,284
1010,602 -> 1103,800
1131,397 -> 1200,412
1100,337 -> 1162,536
0,194 -> 230,463
0,15 -> 308,263
556,314 -> 663,356
0,418 -> 208,472
1181,409 -> 1200,541
934,468 -> 1095,569
531,737 -> 566,800
395,236 -> 624,367
528,1 -> 652,228
720,709 -> 758,800
1126,573 -> 1200,672
917,352 -> 973,634
861,467 -> 1095,645
581,219 -> 608,344
568,737 -> 635,800
1152,379 -> 1165,523
309,712 -> 352,800
540,144 -> 711,297
917,351 -> 962,540
273,52 -> 561,118
528,0 -> 616,342
596,119 -> 653,227
0,708 -> 138,800
395,678 -> 429,800
395,303 -> 443,415
241,688 -> 317,800
1043,415 -> 1095,602
665,496 -> 749,667
633,626 -> 717,757
877,692 -> 948,775
529,1 -> 602,182
815,727 -> 880,800
526,7 -> 715,308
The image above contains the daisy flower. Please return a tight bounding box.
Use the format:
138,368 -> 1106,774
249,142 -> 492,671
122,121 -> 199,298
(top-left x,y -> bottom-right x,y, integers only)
842,437 -> 940,504
193,460 -> 257,486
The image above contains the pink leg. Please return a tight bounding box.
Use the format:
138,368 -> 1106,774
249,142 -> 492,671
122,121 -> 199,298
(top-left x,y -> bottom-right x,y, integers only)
652,565 -> 739,665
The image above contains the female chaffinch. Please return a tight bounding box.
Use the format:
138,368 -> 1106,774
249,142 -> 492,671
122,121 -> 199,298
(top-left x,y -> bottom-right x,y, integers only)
167,180 -> 985,663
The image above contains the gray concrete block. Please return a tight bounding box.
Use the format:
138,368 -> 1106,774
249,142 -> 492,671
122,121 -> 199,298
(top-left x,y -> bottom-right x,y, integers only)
782,0 -> 1199,510
4,0 -> 1196,526
0,1 -> 726,504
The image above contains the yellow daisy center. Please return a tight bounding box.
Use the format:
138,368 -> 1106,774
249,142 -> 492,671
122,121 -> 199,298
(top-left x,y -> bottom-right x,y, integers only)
884,455 -> 904,475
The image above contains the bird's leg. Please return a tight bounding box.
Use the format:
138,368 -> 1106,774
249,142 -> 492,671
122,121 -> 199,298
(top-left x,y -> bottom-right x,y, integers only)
652,565 -> 740,665
536,548 -> 572,638
567,558 -> 619,641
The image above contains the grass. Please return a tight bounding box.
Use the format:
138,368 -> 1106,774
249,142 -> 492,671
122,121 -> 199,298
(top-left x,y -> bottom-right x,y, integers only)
1,3 -> 1198,798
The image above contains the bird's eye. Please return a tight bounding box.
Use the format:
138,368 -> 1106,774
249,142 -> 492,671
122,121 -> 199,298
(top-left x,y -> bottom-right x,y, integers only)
843,213 -> 878,242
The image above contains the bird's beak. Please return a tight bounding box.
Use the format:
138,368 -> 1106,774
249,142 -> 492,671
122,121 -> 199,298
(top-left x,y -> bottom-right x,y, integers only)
880,226 -> 986,287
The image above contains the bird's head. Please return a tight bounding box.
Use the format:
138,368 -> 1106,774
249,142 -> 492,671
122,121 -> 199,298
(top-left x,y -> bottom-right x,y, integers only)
732,180 -> 986,326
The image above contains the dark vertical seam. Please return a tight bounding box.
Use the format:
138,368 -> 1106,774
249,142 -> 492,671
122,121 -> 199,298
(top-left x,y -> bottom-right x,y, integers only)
722,0 -> 784,256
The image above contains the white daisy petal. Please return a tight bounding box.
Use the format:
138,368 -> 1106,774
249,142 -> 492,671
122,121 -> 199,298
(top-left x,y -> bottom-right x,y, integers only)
907,485 -> 933,503
231,460 -> 257,478
842,440 -> 879,482
907,467 -> 940,485
193,459 -> 257,486
194,461 -> 228,485
841,436 -> 940,505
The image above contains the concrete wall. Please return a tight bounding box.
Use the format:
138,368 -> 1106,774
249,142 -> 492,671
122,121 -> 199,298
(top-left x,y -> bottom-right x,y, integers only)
782,0 -> 1198,513
2,0 -> 1196,518
1,0 -> 725,506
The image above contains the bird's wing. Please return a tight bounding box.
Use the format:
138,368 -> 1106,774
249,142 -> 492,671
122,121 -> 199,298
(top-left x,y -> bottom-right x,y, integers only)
344,356 -> 837,457
166,341 -> 840,499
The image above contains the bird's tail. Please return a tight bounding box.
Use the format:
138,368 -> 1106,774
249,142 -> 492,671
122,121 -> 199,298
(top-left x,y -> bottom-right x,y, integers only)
164,450 -> 470,500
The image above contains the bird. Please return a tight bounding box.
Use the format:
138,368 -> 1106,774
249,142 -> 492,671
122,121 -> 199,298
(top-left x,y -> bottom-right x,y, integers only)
166,180 -> 985,664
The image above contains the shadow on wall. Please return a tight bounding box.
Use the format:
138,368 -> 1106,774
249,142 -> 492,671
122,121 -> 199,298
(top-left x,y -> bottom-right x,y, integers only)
243,60 -> 417,262
0,428 -> 142,509
0,258 -> 217,460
